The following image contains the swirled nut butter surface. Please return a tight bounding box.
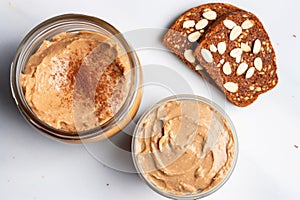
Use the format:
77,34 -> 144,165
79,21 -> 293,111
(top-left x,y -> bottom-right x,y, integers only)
135,99 -> 235,195
20,31 -> 131,132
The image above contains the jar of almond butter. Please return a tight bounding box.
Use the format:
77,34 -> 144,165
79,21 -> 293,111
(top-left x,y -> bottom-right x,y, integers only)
132,94 -> 238,199
11,14 -> 142,143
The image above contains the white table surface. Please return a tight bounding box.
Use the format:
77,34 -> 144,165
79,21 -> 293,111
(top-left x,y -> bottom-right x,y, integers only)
1,0 -> 300,199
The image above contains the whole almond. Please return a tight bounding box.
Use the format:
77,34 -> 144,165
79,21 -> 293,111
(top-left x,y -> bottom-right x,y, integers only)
210,44 -> 217,52
183,20 -> 196,28
188,31 -> 201,42
220,59 -> 225,64
230,48 -> 243,58
241,19 -> 254,29
184,49 -> 196,63
217,42 -> 227,55
254,57 -> 263,71
230,26 -> 242,41
253,39 -> 261,54
195,64 -> 203,71
236,55 -> 242,63
195,19 -> 209,30
236,62 -> 248,75
222,62 -> 232,75
245,67 -> 255,78
224,82 -> 238,93
202,10 -> 217,20
223,20 -> 237,29
241,42 -> 251,52
201,48 -> 213,63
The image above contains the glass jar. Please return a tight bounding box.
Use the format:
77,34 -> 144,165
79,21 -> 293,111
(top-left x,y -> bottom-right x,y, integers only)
132,94 -> 238,199
11,14 -> 142,143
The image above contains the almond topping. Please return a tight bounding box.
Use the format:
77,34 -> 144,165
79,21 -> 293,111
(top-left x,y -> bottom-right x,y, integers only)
201,48 -> 213,63
253,39 -> 261,54
183,20 -> 196,28
202,10 -> 217,20
184,49 -> 196,63
230,26 -> 242,41
188,31 -> 201,42
222,62 -> 232,75
220,59 -> 225,64
217,42 -> 226,55
236,62 -> 248,75
195,64 -> 203,71
241,19 -> 254,29
241,42 -> 251,52
209,44 -> 217,52
254,57 -> 263,71
246,67 -> 255,79
195,19 -> 209,30
236,55 -> 242,63
230,48 -> 243,58
224,82 -> 238,93
223,19 -> 237,29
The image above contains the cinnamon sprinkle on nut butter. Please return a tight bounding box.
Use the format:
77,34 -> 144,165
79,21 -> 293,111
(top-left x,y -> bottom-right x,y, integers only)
20,31 -> 131,132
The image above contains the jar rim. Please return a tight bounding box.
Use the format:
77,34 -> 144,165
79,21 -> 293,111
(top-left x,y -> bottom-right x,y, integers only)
131,94 -> 238,199
10,13 -> 141,142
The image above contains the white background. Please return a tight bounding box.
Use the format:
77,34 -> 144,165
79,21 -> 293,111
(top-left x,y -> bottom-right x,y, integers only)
1,0 -> 300,199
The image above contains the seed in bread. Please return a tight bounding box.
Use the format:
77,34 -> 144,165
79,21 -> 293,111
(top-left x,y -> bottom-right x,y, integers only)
194,11 -> 278,106
163,3 -> 244,80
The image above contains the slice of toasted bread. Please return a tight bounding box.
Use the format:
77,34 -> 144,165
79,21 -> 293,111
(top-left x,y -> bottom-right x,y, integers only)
194,11 -> 278,106
163,3 -> 244,80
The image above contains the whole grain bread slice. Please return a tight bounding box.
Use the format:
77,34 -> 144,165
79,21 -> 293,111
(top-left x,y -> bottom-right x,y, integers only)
163,3 -> 244,80
194,11 -> 278,106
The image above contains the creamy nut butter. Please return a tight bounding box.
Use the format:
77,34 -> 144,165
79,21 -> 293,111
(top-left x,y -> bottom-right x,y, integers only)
132,95 -> 237,199
20,31 -> 130,132
11,14 -> 142,142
